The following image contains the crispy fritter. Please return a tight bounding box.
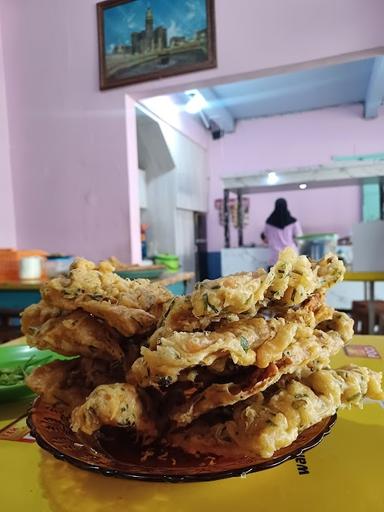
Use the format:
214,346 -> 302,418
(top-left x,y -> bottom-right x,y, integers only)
191,269 -> 271,322
23,303 -> 124,360
273,252 -> 319,305
131,311 -> 353,389
279,292 -> 334,328
24,250 -> 380,462
79,300 -> 156,337
159,296 -> 201,331
26,357 -> 125,412
316,254 -> 346,290
169,365 -> 384,458
170,324 -> 345,427
265,247 -> 298,300
131,317 -> 299,388
21,301 -> 62,331
271,251 -> 344,304
26,359 -> 87,408
317,311 -> 354,343
148,298 -> 203,350
105,256 -> 138,271
41,257 -> 172,335
190,248 -> 345,324
71,383 -> 156,441
149,296 -> 203,347
78,358 -> 126,388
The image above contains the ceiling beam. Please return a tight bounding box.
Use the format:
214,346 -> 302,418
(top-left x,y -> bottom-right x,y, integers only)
364,56 -> 384,119
200,88 -> 236,133
222,161 -> 384,194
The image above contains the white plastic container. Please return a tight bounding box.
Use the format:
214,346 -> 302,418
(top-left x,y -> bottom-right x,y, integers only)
296,233 -> 337,260
19,256 -> 43,280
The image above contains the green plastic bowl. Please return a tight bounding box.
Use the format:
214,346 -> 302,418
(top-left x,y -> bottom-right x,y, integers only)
115,268 -> 164,280
154,254 -> 180,272
296,233 -> 337,241
0,345 -> 68,403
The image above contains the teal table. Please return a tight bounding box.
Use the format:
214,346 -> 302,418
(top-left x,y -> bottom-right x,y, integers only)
0,271 -> 194,314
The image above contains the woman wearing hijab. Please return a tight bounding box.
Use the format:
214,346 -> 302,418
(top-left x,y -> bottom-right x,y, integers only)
262,198 -> 302,265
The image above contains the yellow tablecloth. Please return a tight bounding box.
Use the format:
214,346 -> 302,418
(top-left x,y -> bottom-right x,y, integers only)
0,336 -> 383,512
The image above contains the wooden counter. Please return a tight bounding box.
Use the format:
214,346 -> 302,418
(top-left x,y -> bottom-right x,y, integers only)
0,280 -> 43,291
156,271 -> 194,288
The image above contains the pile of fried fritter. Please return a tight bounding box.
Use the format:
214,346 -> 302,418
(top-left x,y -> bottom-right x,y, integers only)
23,249 -> 384,459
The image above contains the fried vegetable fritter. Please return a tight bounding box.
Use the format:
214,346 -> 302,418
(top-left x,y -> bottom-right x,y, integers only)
71,383 -> 157,441
131,312 -> 353,389
169,366 -> 384,458
170,324 -> 346,427
41,258 -> 172,335
190,248 -> 345,324
26,359 -> 86,408
22,251 -> 382,461
23,302 -> 124,360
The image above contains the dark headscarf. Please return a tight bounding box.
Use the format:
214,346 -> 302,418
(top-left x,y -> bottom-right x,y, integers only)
266,198 -> 296,229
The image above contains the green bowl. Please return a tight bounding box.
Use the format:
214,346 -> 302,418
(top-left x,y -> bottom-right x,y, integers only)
154,254 -> 180,272
0,345 -> 67,403
115,269 -> 164,280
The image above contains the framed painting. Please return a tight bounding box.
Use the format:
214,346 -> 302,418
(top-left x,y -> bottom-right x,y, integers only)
97,0 -> 217,89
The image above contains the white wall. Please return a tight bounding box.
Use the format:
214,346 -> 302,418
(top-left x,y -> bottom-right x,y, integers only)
137,104 -> 208,271
207,104 -> 384,251
176,209 -> 196,272
159,123 -> 208,213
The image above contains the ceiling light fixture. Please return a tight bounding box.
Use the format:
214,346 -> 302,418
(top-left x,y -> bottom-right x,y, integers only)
184,89 -> 208,114
267,171 -> 279,185
299,183 -> 307,190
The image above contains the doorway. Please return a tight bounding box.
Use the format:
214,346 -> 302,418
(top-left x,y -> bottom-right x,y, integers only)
194,211 -> 207,281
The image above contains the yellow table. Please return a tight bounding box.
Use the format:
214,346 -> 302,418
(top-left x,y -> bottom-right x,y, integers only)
344,272 -> 384,282
0,336 -> 383,512
344,272 -> 384,334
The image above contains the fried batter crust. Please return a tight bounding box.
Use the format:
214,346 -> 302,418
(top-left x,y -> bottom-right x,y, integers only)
190,248 -> 345,324
170,324 -> 345,427
22,251 -> 380,461
27,359 -> 85,409
26,357 -> 125,411
169,365 -> 384,458
131,312 -> 353,388
131,317 -> 295,387
23,303 -> 124,360
41,257 -> 172,335
71,383 -> 156,441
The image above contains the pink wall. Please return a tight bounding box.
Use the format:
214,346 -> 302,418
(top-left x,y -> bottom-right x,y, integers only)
0,0 -> 134,261
207,105 -> 384,251
0,0 -> 383,260
0,21 -> 15,247
129,0 -> 384,99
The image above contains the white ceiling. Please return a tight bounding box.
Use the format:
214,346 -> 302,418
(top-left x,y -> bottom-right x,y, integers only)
181,56 -> 384,133
209,59 -> 374,120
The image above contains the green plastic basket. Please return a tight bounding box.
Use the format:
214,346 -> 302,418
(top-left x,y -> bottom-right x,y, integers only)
154,254 -> 180,272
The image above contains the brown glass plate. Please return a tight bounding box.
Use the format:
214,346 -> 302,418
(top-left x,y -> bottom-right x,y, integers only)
27,398 -> 336,483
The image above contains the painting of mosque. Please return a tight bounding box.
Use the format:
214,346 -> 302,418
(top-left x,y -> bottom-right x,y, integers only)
97,0 -> 216,89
